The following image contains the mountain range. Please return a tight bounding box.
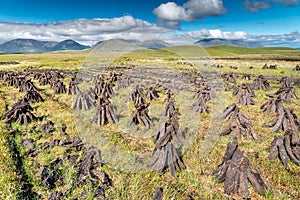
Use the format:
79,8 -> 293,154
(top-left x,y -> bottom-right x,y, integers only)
93,39 -> 171,50
0,39 -> 89,53
194,38 -> 263,48
0,38 -> 265,53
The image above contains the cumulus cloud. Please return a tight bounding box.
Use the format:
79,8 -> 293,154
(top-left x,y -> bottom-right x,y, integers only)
247,31 -> 300,46
187,28 -> 300,47
271,0 -> 299,6
244,1 -> 271,12
0,16 -> 299,48
244,0 -> 299,12
153,0 -> 226,22
153,2 -> 188,21
186,29 -> 248,40
0,16 -> 170,45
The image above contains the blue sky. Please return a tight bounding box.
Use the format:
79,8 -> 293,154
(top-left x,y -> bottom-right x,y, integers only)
0,0 -> 299,47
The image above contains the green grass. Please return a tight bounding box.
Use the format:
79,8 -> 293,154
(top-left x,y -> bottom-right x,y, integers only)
205,45 -> 300,56
0,47 -> 300,199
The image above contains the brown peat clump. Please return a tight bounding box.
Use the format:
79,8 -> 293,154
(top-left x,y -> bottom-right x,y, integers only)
218,103 -> 260,140
145,85 -> 160,101
68,76 -> 80,95
26,133 -> 111,200
24,88 -> 44,103
260,94 -> 283,114
128,102 -> 152,130
191,89 -> 209,113
233,83 -> 255,105
4,99 -> 36,125
222,72 -> 237,83
251,75 -> 271,90
263,105 -> 300,133
52,80 -> 67,94
268,129 -> 300,171
274,87 -> 298,103
92,95 -> 117,126
148,97 -> 186,176
212,137 -> 268,199
72,88 -> 96,110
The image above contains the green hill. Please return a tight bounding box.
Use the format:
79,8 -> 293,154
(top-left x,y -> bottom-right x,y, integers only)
205,46 -> 299,56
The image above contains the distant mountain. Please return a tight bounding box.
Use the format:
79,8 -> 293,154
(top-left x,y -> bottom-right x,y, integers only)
49,39 -> 88,51
92,39 -> 144,52
0,39 -> 56,53
93,39 -> 170,50
194,38 -> 263,48
138,39 -> 170,49
0,39 -> 89,53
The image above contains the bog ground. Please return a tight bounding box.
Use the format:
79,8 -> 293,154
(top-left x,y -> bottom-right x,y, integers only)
0,45 -> 300,200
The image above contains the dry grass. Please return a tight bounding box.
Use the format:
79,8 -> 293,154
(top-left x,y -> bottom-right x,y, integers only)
0,48 -> 299,199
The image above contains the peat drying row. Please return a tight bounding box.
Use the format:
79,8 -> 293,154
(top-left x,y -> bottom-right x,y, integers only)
0,64 -> 299,199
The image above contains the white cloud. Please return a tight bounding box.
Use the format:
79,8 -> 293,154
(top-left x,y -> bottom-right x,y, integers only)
0,16 -> 170,45
244,0 -> 299,12
244,1 -> 271,12
186,29 -> 248,40
271,0 -> 299,6
153,2 -> 188,21
248,31 -> 300,46
0,16 -> 299,48
187,29 -> 300,47
153,0 -> 226,22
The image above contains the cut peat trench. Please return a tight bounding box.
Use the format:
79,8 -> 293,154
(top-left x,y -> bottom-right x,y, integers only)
4,127 -> 39,199
0,87 -> 38,199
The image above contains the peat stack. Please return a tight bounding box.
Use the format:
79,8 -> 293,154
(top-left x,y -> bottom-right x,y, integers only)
263,106 -> 300,133
252,75 -> 271,90
262,63 -> 268,69
268,129 -> 300,171
24,88 -> 44,103
145,86 -> 160,101
4,100 -> 36,124
212,137 -> 268,199
218,103 -> 259,140
193,83 -> 214,101
191,90 -> 209,113
38,72 -> 52,86
72,88 -> 96,110
92,95 -> 117,125
269,64 -> 277,69
274,87 -> 298,103
242,74 -> 251,80
279,76 -> 292,87
233,83 -> 255,105
76,146 -> 103,184
95,79 -> 115,98
148,97 -> 186,176
107,71 -> 120,83
129,85 -> 146,106
7,74 -> 25,88
52,80 -> 67,94
260,94 -> 283,114
222,73 -> 237,83
128,103 -> 152,130
19,79 -> 39,92
68,77 -> 80,95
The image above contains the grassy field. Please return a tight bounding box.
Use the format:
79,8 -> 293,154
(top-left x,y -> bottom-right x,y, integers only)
0,46 -> 300,199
